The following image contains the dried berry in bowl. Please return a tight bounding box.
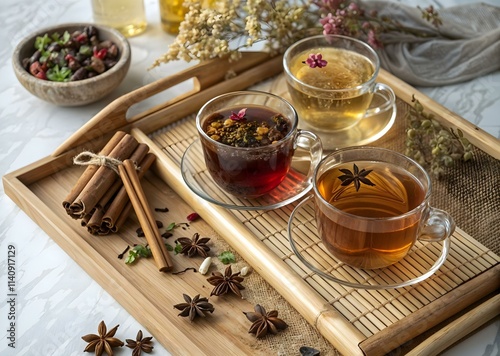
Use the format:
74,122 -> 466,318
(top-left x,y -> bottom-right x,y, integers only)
22,25 -> 120,82
12,23 -> 131,106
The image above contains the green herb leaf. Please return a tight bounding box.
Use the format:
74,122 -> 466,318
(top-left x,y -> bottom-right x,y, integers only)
134,244 -> 152,258
62,31 -> 70,44
46,65 -> 72,82
125,250 -> 138,264
35,34 -> 51,51
165,243 -> 174,251
174,243 -> 183,255
218,251 -> 236,265
79,45 -> 92,57
166,222 -> 177,231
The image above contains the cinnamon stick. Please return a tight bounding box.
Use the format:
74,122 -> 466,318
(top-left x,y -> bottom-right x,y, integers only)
118,159 -> 173,272
95,143 -> 150,210
63,131 -> 126,212
68,134 -> 139,219
102,153 -> 156,232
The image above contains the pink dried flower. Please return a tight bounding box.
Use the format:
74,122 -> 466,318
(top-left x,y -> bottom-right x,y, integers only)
320,13 -> 342,36
303,53 -> 328,68
367,29 -> 383,49
186,212 -> 200,222
230,108 -> 247,121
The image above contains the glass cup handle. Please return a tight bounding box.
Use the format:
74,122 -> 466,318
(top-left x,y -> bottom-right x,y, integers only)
364,83 -> 396,117
418,207 -> 456,242
294,129 -> 323,183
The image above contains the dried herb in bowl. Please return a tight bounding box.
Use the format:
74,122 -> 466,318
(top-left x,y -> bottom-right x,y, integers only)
22,25 -> 119,82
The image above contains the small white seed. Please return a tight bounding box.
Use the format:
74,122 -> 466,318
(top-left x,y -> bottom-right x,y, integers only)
240,266 -> 252,276
199,257 -> 212,275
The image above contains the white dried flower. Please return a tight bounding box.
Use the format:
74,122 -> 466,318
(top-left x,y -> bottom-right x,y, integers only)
152,0 -> 317,67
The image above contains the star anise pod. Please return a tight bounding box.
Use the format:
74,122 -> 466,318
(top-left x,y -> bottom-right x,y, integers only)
125,330 -> 154,356
176,233 -> 210,257
82,320 -> 124,356
243,304 -> 288,338
337,163 -> 375,192
173,293 -> 215,321
207,265 -> 245,297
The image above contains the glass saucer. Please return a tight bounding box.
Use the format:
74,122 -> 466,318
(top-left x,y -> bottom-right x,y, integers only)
273,74 -> 397,150
297,93 -> 397,150
181,139 -> 314,210
287,196 -> 450,290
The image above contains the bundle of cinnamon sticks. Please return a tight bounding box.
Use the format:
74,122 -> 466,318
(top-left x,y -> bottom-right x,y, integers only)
63,131 -> 174,272
63,131 -> 154,235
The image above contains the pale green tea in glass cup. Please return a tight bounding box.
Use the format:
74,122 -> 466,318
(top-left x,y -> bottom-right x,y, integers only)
283,35 -> 396,149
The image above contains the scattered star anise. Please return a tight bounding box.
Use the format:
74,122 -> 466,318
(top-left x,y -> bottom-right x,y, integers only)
337,163 -> 375,192
207,265 -> 245,297
243,304 -> 288,338
176,233 -> 210,257
82,320 -> 124,356
125,330 -> 154,356
173,293 -> 215,321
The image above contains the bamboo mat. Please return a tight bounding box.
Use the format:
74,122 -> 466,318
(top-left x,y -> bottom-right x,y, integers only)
147,75 -> 500,346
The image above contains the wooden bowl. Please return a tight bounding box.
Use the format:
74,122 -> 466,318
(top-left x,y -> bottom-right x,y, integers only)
12,23 -> 131,106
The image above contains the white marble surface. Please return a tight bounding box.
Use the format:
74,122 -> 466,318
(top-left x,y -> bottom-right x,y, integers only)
0,0 -> 498,355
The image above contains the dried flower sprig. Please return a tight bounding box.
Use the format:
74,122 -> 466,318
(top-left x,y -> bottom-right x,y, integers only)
405,95 -> 473,177
153,0 -> 444,67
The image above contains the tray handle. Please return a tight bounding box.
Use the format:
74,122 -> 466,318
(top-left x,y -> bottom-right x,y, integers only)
52,52 -> 274,157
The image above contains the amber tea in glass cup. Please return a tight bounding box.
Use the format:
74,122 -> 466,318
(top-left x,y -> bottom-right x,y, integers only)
283,35 -> 396,149
313,147 -> 455,269
196,91 -> 323,199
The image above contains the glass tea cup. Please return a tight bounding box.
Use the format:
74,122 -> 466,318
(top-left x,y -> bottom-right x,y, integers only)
283,35 -> 396,148
196,91 -> 323,199
312,147 -> 455,270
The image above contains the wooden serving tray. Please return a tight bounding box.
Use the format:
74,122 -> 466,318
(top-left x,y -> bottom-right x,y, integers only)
4,52 -> 499,355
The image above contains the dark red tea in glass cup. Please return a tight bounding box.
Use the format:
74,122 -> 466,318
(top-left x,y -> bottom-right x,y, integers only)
196,91 -> 323,198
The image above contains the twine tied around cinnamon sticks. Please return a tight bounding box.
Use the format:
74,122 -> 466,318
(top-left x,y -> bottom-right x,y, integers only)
73,151 -> 136,175
62,131 -> 173,272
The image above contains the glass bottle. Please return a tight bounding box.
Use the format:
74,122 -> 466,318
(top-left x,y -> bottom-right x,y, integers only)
92,0 -> 147,37
159,0 -> 214,35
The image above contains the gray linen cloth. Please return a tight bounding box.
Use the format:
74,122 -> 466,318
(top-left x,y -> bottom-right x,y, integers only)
361,1 -> 500,86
